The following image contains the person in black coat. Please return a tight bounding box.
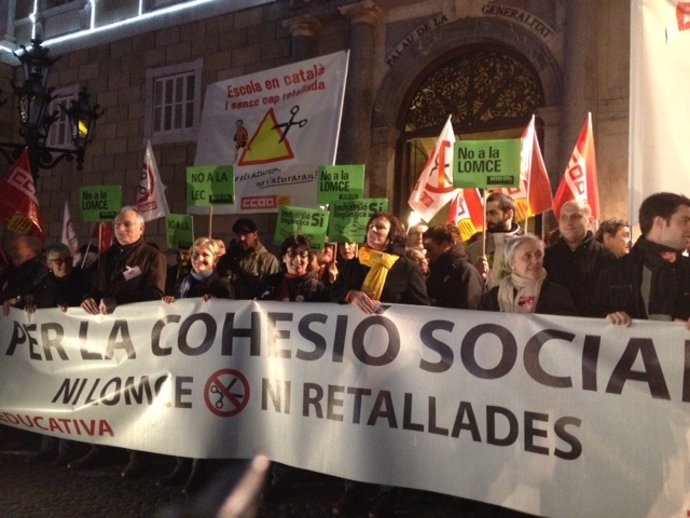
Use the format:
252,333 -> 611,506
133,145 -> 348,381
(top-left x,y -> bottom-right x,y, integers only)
160,237 -> 233,492
1,236 -> 49,315
24,243 -> 89,465
330,212 -> 428,518
81,206 -> 166,314
29,243 -> 90,311
330,212 -> 430,311
544,200 -> 615,316
72,207 -> 167,475
422,224 -> 484,309
481,234 -> 578,316
595,192 -> 690,326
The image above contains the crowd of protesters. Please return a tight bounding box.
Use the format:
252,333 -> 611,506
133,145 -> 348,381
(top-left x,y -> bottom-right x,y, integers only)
1,191 -> 690,518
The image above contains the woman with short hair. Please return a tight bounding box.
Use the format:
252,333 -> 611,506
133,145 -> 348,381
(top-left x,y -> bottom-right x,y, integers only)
480,234 -> 578,316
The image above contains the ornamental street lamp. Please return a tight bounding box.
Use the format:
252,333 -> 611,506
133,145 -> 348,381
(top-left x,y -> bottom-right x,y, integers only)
0,37 -> 103,184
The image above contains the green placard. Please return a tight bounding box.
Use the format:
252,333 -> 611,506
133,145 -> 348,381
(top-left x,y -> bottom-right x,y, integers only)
186,165 -> 234,206
274,206 -> 329,250
453,139 -> 521,188
317,164 -> 365,204
327,198 -> 388,243
165,214 -> 195,251
79,185 -> 122,222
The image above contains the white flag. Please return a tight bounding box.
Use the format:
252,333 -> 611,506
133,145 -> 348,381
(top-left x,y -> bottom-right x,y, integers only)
630,0 -> 690,224
407,115 -> 459,222
61,201 -> 81,266
136,140 -> 170,222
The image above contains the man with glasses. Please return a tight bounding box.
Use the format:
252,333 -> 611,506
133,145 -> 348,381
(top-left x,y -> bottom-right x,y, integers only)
72,206 -> 166,475
80,206 -> 166,315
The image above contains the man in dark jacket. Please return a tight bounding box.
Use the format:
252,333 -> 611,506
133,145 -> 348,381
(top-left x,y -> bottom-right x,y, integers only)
217,218 -> 280,300
74,206 -> 166,475
81,206 -> 166,314
423,225 -> 484,309
596,192 -> 690,325
544,200 -> 616,317
1,236 -> 49,316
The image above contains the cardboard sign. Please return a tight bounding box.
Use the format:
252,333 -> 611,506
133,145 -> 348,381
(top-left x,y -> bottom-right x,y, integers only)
328,198 -> 388,243
453,139 -> 521,188
186,165 -> 234,206
274,206 -> 329,249
79,185 -> 122,222
317,165 -> 365,204
165,214 -> 195,250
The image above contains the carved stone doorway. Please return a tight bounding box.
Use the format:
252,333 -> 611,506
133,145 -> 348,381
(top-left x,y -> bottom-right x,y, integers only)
397,44 -> 545,225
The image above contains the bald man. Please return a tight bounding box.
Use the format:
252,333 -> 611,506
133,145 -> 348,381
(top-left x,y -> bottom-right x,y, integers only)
544,200 -> 615,317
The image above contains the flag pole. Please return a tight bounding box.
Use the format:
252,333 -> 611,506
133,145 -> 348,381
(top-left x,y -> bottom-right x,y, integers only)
97,224 -> 102,268
80,238 -> 93,270
208,205 -> 214,238
481,189 -> 488,257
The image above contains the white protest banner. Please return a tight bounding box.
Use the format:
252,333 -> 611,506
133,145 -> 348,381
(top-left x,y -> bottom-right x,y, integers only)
1,301 -> 690,518
193,51 -> 349,214
630,1 -> 690,223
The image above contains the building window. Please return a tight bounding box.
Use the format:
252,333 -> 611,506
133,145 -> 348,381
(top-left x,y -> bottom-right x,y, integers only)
145,58 -> 202,144
46,86 -> 79,148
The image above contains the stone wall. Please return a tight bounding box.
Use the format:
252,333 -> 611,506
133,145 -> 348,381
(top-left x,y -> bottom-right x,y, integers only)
0,0 -> 633,251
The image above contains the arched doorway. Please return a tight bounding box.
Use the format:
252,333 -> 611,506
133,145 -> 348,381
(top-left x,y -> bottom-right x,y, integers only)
370,17 -> 562,222
397,44 -> 545,222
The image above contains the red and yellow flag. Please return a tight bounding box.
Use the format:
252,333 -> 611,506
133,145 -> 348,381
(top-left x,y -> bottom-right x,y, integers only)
552,112 -> 599,219
0,148 -> 45,240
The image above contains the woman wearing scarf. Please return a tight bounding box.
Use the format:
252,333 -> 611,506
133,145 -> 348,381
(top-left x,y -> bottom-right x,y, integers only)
480,234 -> 578,316
159,237 -> 233,492
331,212 -> 430,312
329,213 -> 429,518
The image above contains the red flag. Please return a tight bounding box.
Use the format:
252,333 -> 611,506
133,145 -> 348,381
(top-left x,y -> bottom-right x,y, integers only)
136,140 -> 169,222
552,113 -> 599,219
61,201 -> 82,266
408,115 -> 458,222
92,222 -> 114,254
495,116 -> 553,219
447,189 -> 484,242
0,148 -> 45,240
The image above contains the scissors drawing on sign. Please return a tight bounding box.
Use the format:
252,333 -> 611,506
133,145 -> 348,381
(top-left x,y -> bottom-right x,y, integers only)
273,105 -> 308,143
210,377 -> 241,409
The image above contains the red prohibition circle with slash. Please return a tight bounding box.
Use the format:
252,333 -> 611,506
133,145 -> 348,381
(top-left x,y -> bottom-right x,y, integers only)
203,369 -> 251,417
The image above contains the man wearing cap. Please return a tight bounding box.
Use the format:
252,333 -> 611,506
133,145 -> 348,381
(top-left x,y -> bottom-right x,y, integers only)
217,218 -> 281,299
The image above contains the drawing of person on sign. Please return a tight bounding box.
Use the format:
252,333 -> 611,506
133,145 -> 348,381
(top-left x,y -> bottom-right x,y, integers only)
234,119 -> 250,163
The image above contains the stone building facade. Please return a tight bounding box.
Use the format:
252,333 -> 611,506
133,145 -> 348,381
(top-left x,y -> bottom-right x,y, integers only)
0,0 -> 630,250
